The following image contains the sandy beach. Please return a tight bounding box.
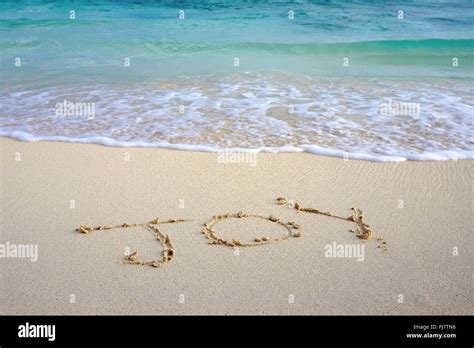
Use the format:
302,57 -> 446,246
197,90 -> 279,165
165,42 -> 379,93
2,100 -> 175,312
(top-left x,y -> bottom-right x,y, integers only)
0,136 -> 472,315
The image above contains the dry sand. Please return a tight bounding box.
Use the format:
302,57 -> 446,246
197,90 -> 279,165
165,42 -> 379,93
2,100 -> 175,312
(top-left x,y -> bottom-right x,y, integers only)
0,137 -> 472,315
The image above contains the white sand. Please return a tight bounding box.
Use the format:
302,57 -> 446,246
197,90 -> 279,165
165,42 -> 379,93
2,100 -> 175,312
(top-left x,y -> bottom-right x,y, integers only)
0,137 -> 472,314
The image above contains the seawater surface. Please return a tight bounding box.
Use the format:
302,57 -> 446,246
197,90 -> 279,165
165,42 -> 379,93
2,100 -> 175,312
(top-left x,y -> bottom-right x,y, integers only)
1,0 -> 473,161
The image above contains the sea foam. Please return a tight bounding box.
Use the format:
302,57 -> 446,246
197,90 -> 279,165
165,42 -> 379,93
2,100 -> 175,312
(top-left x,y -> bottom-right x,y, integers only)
1,75 -> 472,162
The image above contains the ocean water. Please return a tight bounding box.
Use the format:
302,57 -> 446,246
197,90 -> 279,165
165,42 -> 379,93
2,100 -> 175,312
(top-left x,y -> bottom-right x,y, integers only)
1,0 -> 473,161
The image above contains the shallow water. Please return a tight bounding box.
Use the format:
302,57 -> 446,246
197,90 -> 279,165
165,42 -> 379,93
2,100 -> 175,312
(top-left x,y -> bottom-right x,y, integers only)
1,0 -> 473,161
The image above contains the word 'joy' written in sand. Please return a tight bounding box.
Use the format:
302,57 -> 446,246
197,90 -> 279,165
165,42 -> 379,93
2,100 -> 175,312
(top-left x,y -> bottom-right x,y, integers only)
77,197 -> 387,270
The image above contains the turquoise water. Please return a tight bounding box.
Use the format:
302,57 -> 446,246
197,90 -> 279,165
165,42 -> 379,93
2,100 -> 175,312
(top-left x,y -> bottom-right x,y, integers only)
1,1 -> 473,160
2,0 -> 473,82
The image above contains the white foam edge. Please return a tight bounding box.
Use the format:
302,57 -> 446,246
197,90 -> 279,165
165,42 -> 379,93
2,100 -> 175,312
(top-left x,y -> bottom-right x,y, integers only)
0,130 -> 472,162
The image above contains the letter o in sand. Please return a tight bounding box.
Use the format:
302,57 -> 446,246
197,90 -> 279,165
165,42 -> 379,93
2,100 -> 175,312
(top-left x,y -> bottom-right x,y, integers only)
202,211 -> 301,247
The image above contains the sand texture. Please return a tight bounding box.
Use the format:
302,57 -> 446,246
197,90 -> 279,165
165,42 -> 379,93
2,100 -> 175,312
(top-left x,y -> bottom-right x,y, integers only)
0,137 -> 472,315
